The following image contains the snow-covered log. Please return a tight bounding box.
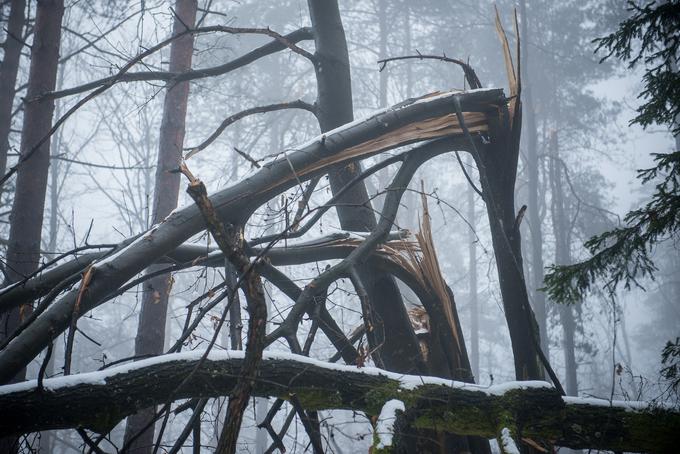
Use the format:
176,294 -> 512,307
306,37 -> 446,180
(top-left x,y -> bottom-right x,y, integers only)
0,351 -> 677,453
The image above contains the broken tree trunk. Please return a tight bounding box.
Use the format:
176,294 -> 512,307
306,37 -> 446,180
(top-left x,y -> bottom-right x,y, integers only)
0,351 -> 676,453
0,88 -> 499,384
470,13 -> 546,382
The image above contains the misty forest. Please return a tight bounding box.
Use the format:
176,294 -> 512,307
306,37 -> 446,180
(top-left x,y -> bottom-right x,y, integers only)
0,0 -> 679,453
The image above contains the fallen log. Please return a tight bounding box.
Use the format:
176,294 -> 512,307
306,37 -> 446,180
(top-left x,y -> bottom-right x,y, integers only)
0,351 -> 676,453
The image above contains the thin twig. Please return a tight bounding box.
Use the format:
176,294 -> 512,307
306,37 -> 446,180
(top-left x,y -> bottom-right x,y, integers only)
378,51 -> 482,89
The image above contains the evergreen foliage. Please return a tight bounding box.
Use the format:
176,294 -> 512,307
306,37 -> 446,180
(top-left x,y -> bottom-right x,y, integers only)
544,1 -> 680,303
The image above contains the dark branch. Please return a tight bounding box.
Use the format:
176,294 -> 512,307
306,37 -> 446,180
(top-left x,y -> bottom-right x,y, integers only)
185,100 -> 317,158
378,52 -> 482,90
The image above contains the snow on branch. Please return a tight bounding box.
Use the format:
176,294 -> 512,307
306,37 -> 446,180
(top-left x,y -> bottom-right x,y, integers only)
0,350 -> 677,452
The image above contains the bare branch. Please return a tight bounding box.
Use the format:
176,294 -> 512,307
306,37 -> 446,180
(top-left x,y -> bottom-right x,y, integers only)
378,52 -> 482,90
40,27 -> 314,102
185,100 -> 316,159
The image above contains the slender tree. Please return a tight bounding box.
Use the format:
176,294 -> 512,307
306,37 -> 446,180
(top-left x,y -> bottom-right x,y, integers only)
519,0 -> 549,356
0,0 -> 26,185
0,1 -> 64,452
548,131 -> 578,396
2,0 -> 65,350
123,1 -> 198,452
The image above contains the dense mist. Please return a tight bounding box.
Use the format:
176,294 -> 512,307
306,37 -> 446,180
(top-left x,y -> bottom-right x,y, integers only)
0,0 -> 678,452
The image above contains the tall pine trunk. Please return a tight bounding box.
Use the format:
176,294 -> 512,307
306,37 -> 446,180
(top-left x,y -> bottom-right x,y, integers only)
123,1 -> 197,452
0,0 -> 64,452
0,0 -> 26,184
519,0 -> 549,357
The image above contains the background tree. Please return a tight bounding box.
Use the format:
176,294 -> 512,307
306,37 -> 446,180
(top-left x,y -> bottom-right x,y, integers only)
123,1 -> 198,452
544,0 -> 680,388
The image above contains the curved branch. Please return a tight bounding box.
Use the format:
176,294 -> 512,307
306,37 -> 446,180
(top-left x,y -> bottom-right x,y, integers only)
40,27 -> 315,102
265,140 -> 451,346
184,99 -> 317,158
378,52 -> 482,90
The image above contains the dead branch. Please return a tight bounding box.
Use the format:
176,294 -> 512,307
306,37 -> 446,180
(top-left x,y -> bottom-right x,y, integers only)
180,164 -> 268,454
40,27 -> 314,102
185,100 -> 317,159
378,51 -> 482,90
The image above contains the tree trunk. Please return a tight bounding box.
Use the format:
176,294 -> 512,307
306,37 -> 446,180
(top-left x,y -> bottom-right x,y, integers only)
306,0 -> 424,374
519,0 -> 549,357
548,131 -> 578,396
467,166 -> 480,380
474,108 -> 544,381
0,1 -> 64,451
0,0 -> 26,184
2,353 -> 677,454
123,1 -> 197,452
2,0 -> 64,359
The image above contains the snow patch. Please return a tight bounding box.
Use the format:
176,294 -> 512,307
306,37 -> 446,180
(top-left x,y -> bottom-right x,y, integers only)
0,349 -> 537,396
500,427 -> 520,454
375,399 -> 405,449
562,395 -> 673,412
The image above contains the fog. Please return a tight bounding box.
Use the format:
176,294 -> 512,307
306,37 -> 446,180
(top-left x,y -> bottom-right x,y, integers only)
0,0 -> 677,452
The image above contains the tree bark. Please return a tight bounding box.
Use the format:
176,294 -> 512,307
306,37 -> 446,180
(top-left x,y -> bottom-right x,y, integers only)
0,0 -> 26,184
1,352 -> 676,453
123,1 -> 197,452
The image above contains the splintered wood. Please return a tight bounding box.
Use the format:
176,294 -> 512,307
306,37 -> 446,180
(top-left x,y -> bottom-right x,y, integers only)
300,109 -> 488,179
